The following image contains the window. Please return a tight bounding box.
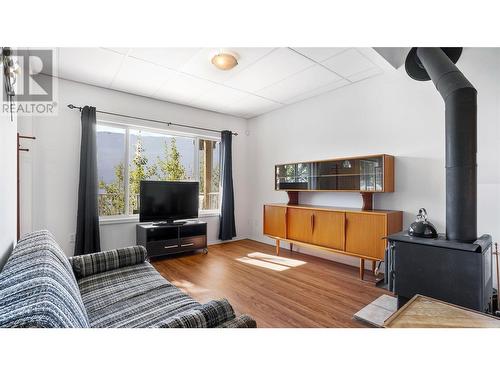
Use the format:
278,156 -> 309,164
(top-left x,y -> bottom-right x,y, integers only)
97,125 -> 126,216
199,139 -> 221,211
96,121 -> 221,218
127,128 -> 196,215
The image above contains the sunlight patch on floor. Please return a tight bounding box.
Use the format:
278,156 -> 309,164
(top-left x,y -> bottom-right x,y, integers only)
171,279 -> 210,294
246,252 -> 307,267
236,257 -> 290,271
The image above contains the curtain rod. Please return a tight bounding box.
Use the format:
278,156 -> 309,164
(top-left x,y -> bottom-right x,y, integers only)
67,104 -> 238,136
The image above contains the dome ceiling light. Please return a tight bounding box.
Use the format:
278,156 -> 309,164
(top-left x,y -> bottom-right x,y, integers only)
211,51 -> 238,71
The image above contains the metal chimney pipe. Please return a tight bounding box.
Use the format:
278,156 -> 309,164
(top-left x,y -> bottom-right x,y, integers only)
406,47 -> 477,242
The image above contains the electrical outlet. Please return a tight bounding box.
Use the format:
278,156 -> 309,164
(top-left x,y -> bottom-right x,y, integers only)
69,233 -> 76,243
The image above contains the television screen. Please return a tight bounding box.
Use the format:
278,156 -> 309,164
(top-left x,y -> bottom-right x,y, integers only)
139,181 -> 199,222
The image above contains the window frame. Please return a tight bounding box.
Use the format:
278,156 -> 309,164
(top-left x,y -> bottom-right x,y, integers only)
96,118 -> 222,223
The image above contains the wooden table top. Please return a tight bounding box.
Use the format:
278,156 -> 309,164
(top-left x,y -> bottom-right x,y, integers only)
384,294 -> 500,328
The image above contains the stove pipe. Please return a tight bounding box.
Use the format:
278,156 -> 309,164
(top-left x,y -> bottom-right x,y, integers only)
405,47 -> 477,242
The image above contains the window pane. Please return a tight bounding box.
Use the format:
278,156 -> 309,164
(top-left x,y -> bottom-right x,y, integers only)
128,129 -> 196,214
199,139 -> 221,211
96,125 -> 126,216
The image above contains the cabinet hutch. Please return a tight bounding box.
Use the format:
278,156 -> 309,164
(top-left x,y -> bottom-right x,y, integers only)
275,154 -> 394,210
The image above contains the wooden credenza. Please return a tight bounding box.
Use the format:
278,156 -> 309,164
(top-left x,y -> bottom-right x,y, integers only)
263,203 -> 403,279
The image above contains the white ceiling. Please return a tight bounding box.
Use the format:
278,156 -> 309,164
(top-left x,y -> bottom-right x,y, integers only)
48,47 -> 394,119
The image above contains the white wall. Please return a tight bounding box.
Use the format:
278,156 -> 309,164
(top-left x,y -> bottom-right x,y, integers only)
19,77 -> 249,256
246,47 -> 500,268
0,109 -> 17,270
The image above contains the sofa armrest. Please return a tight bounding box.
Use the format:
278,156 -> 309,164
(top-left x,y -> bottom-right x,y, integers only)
68,245 -> 147,279
216,314 -> 257,328
153,309 -> 208,328
197,298 -> 236,327
153,298 -> 238,328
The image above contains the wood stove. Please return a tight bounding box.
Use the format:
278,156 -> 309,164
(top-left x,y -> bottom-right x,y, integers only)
387,232 -> 493,312
386,48 -> 494,312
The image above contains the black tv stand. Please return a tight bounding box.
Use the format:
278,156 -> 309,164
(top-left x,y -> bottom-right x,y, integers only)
137,220 -> 207,258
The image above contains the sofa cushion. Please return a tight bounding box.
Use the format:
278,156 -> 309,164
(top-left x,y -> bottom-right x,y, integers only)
0,230 -> 90,328
68,245 -> 147,279
78,262 -> 201,327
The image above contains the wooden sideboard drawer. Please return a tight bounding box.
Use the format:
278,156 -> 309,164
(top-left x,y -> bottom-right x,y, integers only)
310,210 -> 345,250
287,207 -> 313,243
263,205 -> 287,238
345,212 -> 387,259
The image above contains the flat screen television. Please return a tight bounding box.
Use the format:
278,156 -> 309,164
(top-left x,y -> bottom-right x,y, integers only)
139,180 -> 199,223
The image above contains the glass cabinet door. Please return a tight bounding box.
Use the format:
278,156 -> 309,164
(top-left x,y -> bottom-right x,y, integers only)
275,162 -> 311,190
276,156 -> 384,192
359,157 -> 383,191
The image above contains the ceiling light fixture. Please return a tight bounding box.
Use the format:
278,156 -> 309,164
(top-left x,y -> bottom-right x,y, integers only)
211,51 -> 238,71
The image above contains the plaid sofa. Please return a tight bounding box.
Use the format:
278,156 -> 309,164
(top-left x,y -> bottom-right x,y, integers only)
0,230 -> 256,328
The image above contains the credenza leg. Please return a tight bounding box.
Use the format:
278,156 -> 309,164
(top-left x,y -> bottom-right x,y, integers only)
359,258 -> 365,280
276,239 -> 280,256
290,243 -> 293,252
372,260 -> 377,275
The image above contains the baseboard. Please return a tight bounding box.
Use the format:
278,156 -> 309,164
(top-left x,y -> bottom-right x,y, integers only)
207,236 -> 249,246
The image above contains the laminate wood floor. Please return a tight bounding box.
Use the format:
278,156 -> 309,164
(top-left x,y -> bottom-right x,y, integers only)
151,239 -> 389,327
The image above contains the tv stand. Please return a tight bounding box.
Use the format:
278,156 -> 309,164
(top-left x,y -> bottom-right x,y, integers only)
137,221 -> 207,258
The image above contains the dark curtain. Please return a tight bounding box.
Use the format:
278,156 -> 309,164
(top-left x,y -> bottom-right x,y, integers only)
75,106 -> 101,255
218,130 -> 236,241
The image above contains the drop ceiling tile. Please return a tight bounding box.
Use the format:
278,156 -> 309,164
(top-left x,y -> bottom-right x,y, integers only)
347,65 -> 383,82
225,48 -> 315,93
193,84 -> 251,107
180,47 -> 275,83
153,71 -> 219,103
358,47 -> 399,74
56,48 -> 125,87
258,65 -> 342,103
228,111 -> 255,119
111,57 -> 177,97
292,47 -> 347,62
283,79 -> 350,105
128,48 -> 201,69
322,49 -> 377,78
102,47 -> 130,55
226,94 -> 281,117
186,100 -> 229,114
